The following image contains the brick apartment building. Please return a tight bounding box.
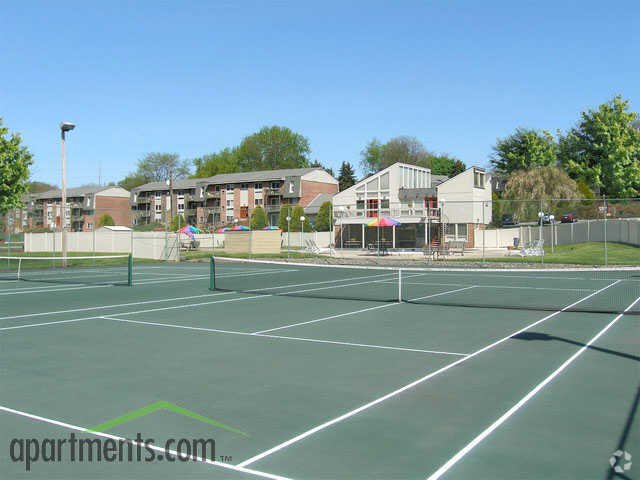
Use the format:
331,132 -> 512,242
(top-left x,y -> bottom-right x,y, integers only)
6,186 -> 131,233
131,167 -> 339,229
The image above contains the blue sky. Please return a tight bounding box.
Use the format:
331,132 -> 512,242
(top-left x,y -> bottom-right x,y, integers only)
1,0 -> 638,187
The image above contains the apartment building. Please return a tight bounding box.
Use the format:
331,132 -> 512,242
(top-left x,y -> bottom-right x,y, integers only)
6,186 -> 131,233
333,162 -> 492,249
131,167 -> 339,229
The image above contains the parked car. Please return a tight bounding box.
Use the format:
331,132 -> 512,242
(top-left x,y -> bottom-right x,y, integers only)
540,214 -> 552,225
561,213 -> 578,223
501,214 -> 518,226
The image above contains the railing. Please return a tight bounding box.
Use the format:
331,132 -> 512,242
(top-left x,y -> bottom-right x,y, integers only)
265,204 -> 282,212
334,207 -> 440,219
136,197 -> 151,204
182,209 -> 196,216
264,187 -> 284,196
206,191 -> 221,198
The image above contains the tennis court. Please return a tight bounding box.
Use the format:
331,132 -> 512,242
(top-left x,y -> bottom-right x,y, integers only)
1,256 -> 638,479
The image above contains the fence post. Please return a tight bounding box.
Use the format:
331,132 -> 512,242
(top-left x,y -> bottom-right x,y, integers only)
603,195 -> 608,266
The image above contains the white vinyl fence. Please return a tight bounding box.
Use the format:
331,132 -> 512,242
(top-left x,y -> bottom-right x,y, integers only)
475,218 -> 640,248
281,231 -> 332,248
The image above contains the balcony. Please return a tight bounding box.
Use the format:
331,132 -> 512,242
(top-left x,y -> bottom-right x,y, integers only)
136,197 -> 151,204
206,190 -> 221,198
265,204 -> 282,212
204,207 -> 223,214
182,209 -> 196,217
335,207 -> 441,220
264,186 -> 284,196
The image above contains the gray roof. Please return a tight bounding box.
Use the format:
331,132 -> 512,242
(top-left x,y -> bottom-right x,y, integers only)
134,178 -> 199,193
133,168 -> 327,193
31,186 -> 121,200
304,193 -> 335,214
431,175 -> 449,187
200,167 -> 322,185
398,188 -> 438,201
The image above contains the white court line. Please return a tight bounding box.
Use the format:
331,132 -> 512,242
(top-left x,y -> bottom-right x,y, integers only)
235,280 -> 622,468
101,317 -> 466,356
0,405 -> 290,480
0,317 -> 98,331
253,286 -> 476,334
391,280 -> 595,293
426,293 -> 640,480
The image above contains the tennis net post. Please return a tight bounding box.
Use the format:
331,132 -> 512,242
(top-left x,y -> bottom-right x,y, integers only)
128,254 -> 133,286
209,256 -> 215,291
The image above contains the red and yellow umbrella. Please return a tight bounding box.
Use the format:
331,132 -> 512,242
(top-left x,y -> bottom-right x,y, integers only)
366,217 -> 401,227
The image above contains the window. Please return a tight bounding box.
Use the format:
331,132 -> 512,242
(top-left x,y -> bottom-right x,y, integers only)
155,204 -> 162,212
215,185 -> 221,192
474,171 -> 485,188
226,200 -> 233,207
241,183 -> 248,190
87,223 -> 93,230
356,200 -> 365,210
254,183 -> 262,190
380,198 -> 389,209
445,224 -> 468,241
289,182 -> 294,193
366,199 -> 379,217
240,206 -> 248,218
226,184 -> 234,192
254,198 -> 262,206
270,182 -> 280,189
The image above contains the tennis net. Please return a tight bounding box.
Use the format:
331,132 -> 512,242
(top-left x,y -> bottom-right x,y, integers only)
0,255 -> 133,286
210,257 -> 640,315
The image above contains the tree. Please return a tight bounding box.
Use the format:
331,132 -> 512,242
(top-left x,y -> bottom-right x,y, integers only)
361,136 -> 433,175
430,155 -> 466,176
235,126 -> 311,171
97,214 -> 115,227
503,166 -> 582,221
170,214 -> 186,231
338,161 -> 357,191
192,148 -> 240,178
490,127 -> 558,175
119,152 -> 191,188
278,204 -> 291,232
558,95 -> 640,197
315,201 -> 332,231
0,119 -> 33,214
450,159 -> 466,176
289,205 -> 311,232
250,206 -> 268,229
26,181 -> 56,194
119,174 -> 148,191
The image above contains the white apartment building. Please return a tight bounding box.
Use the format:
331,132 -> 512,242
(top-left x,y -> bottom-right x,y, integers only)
333,162 -> 492,249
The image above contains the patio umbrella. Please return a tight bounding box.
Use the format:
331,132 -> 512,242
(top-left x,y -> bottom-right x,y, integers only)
231,225 -> 250,231
366,217 -> 401,227
215,227 -> 230,233
262,226 -> 280,230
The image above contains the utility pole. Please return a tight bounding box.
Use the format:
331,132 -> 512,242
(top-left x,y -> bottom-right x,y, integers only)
60,122 -> 76,267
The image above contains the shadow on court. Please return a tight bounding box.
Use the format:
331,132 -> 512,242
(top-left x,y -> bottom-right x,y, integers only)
510,332 -> 640,362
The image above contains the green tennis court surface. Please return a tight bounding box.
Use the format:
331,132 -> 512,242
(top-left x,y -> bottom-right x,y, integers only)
1,259 -> 638,479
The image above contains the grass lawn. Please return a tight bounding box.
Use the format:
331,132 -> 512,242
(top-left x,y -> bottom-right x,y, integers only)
478,242 -> 640,265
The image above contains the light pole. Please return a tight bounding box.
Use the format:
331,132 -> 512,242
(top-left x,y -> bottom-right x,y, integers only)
300,216 -> 306,249
60,122 -> 75,267
286,214 -> 291,260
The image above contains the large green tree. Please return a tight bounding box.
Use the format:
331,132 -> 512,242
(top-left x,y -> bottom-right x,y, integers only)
338,161 -> 357,191
360,136 -> 463,177
558,95 -> 640,197
250,206 -> 268,229
235,126 -> 311,171
278,204 -> 291,232
315,201 -> 332,231
490,127 -> 558,175
119,152 -> 191,189
0,119 -> 33,214
288,205 -> 311,232
192,148 -> 240,178
503,166 -> 582,221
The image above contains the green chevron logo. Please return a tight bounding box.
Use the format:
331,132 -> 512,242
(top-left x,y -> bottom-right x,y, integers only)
88,401 -> 249,437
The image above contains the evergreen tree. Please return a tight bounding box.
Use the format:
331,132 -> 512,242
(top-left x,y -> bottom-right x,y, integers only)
338,161 -> 357,191
315,201 -> 332,231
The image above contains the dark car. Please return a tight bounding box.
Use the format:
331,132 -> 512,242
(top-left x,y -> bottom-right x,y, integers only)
501,214 -> 517,226
561,213 -> 578,223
